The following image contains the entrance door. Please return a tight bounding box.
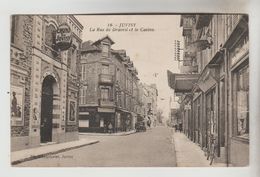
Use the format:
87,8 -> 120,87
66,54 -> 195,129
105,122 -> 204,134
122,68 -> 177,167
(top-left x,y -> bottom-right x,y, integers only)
40,76 -> 55,143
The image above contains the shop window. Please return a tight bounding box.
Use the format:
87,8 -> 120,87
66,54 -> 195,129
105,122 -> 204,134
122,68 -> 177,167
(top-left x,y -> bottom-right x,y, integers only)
235,65 -> 249,138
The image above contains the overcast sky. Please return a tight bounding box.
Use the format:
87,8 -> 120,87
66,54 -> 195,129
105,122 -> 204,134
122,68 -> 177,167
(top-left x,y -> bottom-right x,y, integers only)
76,15 -> 182,119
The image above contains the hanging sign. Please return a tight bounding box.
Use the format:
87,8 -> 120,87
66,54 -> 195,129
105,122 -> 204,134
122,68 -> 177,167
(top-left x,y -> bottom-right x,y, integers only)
55,23 -> 72,51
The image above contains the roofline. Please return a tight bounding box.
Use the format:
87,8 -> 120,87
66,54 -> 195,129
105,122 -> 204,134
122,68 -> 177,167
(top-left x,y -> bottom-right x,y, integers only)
92,35 -> 115,45
69,15 -> 84,30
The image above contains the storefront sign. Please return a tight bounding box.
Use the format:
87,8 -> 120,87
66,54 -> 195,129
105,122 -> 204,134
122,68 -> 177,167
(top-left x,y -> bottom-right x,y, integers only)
55,23 -> 72,51
11,86 -> 24,126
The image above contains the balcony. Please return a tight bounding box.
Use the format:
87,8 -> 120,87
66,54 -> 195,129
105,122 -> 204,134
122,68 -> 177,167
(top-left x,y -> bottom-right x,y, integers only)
195,15 -> 213,29
99,99 -> 115,108
181,15 -> 195,36
99,74 -> 114,85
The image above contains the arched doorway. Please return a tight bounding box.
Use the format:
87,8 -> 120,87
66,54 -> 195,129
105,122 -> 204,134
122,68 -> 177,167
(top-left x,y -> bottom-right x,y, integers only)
40,75 -> 56,143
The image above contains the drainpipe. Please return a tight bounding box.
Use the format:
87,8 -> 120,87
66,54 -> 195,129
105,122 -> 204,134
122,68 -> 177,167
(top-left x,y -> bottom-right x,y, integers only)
223,47 -> 229,167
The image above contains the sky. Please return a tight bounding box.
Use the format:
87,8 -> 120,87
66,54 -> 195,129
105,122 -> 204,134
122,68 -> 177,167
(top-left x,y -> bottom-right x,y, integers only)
75,15 -> 182,119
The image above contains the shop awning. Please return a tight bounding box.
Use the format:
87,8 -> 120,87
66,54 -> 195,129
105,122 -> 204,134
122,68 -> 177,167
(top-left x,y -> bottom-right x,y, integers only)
167,70 -> 199,93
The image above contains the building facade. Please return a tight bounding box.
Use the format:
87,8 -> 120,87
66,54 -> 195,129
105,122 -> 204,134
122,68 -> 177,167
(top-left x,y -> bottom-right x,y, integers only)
79,36 -> 140,133
11,15 -> 83,151
168,14 -> 249,166
142,83 -> 158,127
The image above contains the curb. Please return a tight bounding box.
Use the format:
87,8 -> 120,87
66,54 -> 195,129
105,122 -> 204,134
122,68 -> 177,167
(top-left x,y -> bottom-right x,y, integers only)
79,130 -> 136,136
11,140 -> 99,165
169,128 -> 178,167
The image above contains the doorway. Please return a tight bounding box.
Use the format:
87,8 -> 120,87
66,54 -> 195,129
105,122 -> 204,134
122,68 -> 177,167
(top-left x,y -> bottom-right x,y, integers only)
40,75 -> 56,143
206,88 -> 217,150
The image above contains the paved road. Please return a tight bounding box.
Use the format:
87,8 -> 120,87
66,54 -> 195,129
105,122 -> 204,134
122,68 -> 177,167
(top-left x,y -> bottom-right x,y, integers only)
16,126 -> 176,167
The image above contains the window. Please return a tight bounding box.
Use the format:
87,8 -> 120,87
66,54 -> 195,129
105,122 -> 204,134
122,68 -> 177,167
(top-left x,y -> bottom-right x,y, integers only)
116,68 -> 120,82
67,47 -> 77,74
45,24 -> 56,48
81,65 -> 86,81
101,64 -> 109,75
71,48 -> 77,73
100,88 -> 109,101
102,44 -> 109,56
79,86 -> 88,105
235,65 -> 249,138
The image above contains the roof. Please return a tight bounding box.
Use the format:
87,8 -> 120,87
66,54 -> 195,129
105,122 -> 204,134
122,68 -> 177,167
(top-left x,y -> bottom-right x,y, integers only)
92,35 -> 115,45
81,41 -> 101,52
111,49 -> 127,61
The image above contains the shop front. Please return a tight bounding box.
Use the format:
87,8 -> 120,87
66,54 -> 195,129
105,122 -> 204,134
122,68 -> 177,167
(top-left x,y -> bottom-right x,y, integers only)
115,109 -> 132,132
192,92 -> 202,145
167,71 -> 199,137
197,66 -> 221,160
79,107 -> 115,133
228,29 -> 249,166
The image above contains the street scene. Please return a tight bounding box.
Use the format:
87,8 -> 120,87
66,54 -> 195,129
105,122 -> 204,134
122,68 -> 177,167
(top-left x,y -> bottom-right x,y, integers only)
10,14 -> 249,167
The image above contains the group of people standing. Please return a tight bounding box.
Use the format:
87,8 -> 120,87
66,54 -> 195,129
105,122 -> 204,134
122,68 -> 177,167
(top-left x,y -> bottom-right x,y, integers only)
174,123 -> 183,132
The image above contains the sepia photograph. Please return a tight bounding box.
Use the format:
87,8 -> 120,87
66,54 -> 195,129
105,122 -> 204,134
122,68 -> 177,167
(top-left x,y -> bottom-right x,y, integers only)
9,14 -> 250,168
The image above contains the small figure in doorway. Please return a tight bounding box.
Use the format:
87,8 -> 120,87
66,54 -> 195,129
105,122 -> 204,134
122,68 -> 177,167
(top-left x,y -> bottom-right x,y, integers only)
108,122 -> 113,134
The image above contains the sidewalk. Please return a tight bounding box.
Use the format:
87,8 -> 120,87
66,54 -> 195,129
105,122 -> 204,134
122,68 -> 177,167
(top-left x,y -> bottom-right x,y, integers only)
172,131 -> 227,167
79,130 -> 136,136
11,138 -> 99,165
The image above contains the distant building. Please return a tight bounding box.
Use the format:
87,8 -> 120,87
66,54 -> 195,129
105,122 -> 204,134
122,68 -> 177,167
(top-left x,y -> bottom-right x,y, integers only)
79,36 -> 140,133
10,15 -> 83,151
143,83 -> 158,127
168,14 -> 249,166
138,83 -> 158,127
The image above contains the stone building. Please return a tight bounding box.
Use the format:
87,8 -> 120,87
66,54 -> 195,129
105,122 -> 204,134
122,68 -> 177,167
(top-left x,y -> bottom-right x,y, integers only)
10,15 -> 83,151
79,36 -> 140,133
168,14 -> 249,166
142,83 -> 158,127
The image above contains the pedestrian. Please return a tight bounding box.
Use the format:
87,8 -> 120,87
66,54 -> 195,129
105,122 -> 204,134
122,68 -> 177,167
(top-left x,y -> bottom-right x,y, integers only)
108,122 -> 113,134
179,123 -> 183,133
174,124 -> 178,132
